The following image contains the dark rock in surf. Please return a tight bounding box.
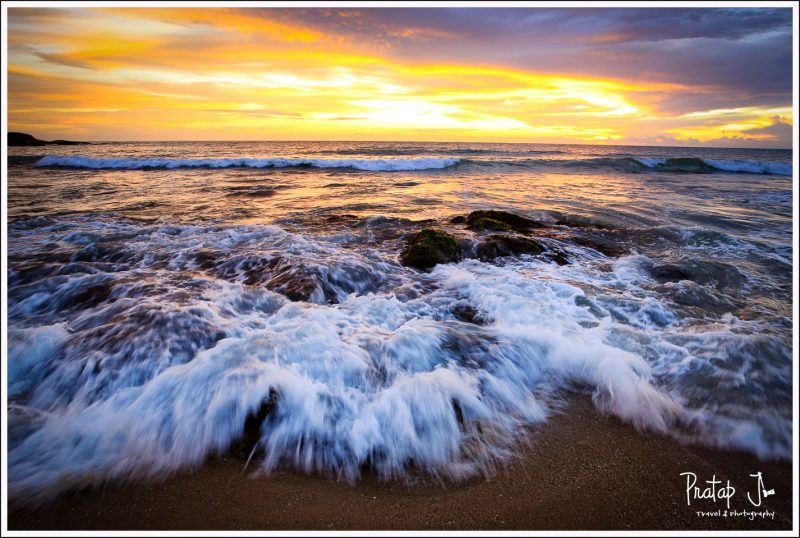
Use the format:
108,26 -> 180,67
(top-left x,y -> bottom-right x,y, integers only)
570,234 -> 630,257
554,217 -> 614,230
650,264 -> 693,283
469,217 -> 514,232
650,259 -> 746,290
475,234 -> 545,261
192,248 -> 222,270
400,228 -> 461,270
465,210 -> 545,233
55,280 -> 114,310
230,389 -> 279,460
452,304 -> 488,325
545,249 -> 570,266
266,268 -> 324,303
326,214 -> 360,223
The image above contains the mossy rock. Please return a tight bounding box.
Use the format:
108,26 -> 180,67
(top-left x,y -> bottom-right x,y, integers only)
465,210 -> 544,233
468,217 -> 513,232
476,234 -> 545,261
400,228 -> 461,269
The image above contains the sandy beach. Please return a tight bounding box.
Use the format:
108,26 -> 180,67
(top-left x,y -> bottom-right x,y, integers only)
9,398 -> 792,531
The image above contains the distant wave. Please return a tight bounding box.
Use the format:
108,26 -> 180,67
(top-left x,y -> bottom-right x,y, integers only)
35,155 -> 461,172
630,157 -> 791,176
33,154 -> 791,176
309,147 -> 567,156
473,156 -> 792,176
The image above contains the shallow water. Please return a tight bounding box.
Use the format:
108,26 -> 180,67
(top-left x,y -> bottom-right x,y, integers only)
6,141 -> 794,503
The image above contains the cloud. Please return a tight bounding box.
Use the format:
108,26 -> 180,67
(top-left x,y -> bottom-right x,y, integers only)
739,116 -> 793,145
6,7 -> 794,145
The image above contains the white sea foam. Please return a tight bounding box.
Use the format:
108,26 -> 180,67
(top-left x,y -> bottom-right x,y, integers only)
702,159 -> 792,176
8,324 -> 71,397
6,253 -> 684,503
631,157 -> 667,168
35,155 -> 461,171
6,220 -> 792,505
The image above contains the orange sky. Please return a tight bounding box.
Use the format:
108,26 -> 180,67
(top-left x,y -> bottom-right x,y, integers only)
6,7 -> 794,147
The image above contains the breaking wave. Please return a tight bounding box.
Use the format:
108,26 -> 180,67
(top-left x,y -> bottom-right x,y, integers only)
631,157 -> 791,176
35,155 -> 461,172
32,154 -> 791,176
6,217 -> 791,505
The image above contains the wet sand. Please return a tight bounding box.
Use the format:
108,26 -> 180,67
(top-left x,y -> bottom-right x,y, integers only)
9,398 -> 793,531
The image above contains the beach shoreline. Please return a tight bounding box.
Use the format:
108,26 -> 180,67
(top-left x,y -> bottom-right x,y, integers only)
8,397 -> 792,531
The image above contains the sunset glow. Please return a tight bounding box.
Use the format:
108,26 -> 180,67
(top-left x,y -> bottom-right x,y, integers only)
7,7 -> 794,146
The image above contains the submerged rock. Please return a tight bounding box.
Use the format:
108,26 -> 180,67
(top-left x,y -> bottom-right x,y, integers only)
400,228 -> 461,269
465,210 -> 545,233
475,234 -> 545,261
570,234 -> 630,257
230,389 -> 279,460
650,264 -> 693,283
650,259 -> 747,290
266,270 -> 323,303
554,216 -> 614,230
452,304 -> 488,325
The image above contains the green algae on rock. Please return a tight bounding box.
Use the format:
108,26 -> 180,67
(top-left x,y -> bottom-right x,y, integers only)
400,228 -> 461,269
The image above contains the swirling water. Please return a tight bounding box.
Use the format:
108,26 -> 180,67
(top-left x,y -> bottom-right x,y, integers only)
6,141 -> 793,504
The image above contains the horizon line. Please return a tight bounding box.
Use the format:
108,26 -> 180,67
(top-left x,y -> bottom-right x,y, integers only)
7,134 -> 792,152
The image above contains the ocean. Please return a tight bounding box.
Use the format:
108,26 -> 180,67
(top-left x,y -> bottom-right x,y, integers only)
6,141 -> 793,503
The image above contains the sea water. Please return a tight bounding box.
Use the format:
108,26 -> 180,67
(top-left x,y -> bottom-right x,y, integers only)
6,141 -> 793,503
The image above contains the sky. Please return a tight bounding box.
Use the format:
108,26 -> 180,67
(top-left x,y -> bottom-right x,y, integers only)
6,6 -> 795,147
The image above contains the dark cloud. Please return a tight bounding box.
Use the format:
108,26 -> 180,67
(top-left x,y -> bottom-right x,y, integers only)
265,7 -> 792,113
740,117 -> 793,145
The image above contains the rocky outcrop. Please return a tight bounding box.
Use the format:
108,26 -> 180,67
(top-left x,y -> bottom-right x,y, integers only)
8,132 -> 89,146
400,228 -> 461,270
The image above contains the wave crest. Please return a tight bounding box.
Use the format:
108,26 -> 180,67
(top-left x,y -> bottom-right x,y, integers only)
35,155 -> 461,171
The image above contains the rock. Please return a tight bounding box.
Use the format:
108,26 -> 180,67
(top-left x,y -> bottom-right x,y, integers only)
465,210 -> 545,233
468,217 -> 513,232
192,248 -> 221,270
452,304 -> 487,325
545,250 -> 570,266
475,234 -> 544,261
8,131 -> 89,146
650,259 -> 746,289
450,215 -> 466,224
325,214 -> 359,223
56,280 -> 114,310
650,264 -> 693,283
49,139 -> 90,145
8,132 -> 46,146
571,235 -> 630,257
554,217 -> 613,230
400,228 -> 461,269
230,389 -> 279,460
266,269 -> 324,303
